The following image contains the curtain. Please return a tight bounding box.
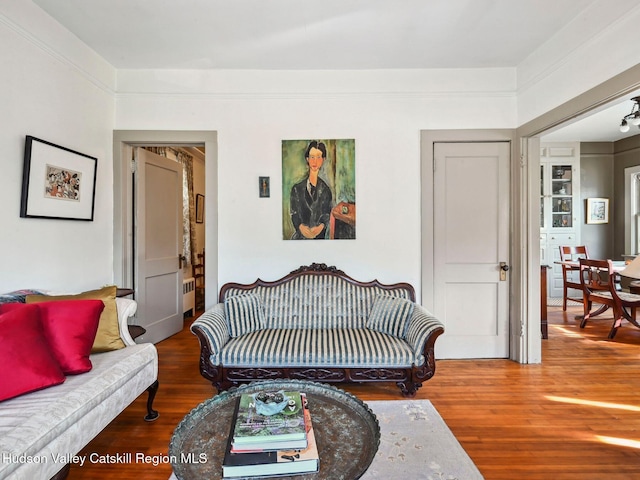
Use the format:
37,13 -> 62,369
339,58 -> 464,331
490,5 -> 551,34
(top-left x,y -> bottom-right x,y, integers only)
143,147 -> 196,265
176,150 -> 197,266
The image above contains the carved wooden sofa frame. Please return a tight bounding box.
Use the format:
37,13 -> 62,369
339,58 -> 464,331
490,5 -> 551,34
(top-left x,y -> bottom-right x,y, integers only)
191,264 -> 444,397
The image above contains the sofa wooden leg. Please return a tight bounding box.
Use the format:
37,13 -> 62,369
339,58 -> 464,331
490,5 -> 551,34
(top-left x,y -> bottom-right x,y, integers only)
144,380 -> 159,422
397,380 -> 420,397
215,379 -> 236,392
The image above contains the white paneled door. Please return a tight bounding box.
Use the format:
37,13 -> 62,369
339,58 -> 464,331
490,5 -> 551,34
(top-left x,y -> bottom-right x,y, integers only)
134,148 -> 184,344
433,142 -> 510,358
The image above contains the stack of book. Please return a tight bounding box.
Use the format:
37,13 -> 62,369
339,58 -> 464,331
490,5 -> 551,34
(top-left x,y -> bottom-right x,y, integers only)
222,390 -> 320,478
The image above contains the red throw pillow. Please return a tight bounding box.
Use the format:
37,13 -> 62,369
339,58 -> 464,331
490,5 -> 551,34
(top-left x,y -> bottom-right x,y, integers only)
0,304 -> 66,402
0,300 -> 104,375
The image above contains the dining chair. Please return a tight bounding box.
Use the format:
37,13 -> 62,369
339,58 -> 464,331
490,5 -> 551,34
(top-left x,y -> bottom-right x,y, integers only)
579,258 -> 640,339
559,245 -> 589,310
192,250 -> 205,312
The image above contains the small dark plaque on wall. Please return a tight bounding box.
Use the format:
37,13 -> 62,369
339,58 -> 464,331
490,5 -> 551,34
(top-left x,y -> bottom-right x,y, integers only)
259,176 -> 270,198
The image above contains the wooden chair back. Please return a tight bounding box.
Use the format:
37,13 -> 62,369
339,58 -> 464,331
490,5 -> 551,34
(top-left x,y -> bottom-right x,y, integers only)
559,245 -> 588,263
192,250 -> 205,312
559,245 -> 589,310
578,258 -> 614,296
193,250 -> 205,288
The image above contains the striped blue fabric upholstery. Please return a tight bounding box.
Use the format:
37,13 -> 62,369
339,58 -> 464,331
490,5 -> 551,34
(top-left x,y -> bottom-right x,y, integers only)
405,304 -> 444,366
366,294 -> 414,339
192,278 -> 445,369
190,304 -> 229,364
225,293 -> 266,337
220,328 -> 415,367
224,274 -> 413,330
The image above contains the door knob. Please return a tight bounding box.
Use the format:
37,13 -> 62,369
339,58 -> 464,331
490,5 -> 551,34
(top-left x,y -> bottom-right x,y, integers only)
500,262 -> 509,281
179,254 -> 187,268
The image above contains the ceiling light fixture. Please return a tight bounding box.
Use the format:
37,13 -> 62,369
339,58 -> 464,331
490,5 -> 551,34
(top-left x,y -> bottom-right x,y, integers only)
619,96 -> 640,133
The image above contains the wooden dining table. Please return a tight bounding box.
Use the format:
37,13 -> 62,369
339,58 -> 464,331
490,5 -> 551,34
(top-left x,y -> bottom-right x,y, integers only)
553,260 -> 628,321
554,260 -> 627,272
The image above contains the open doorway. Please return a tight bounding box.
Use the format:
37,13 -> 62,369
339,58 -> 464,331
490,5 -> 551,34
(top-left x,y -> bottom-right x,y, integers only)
113,130 -> 218,343
180,145 -> 206,317
138,145 -> 206,321
516,63 -> 640,362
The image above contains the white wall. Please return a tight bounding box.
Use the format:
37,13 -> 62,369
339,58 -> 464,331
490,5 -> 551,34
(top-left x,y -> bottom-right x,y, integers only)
0,1 -> 116,292
114,69 -> 517,292
112,0 -> 640,294
517,0 -> 640,124
3,0 -> 640,302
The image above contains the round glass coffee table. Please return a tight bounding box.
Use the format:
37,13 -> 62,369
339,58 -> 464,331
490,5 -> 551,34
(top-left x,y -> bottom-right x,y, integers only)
170,380 -> 380,480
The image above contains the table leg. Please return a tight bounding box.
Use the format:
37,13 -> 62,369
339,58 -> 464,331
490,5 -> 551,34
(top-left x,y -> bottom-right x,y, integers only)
541,266 -> 548,339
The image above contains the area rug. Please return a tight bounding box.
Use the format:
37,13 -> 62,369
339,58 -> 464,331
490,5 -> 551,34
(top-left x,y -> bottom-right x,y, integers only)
361,400 -> 483,480
169,399 -> 482,479
547,297 -> 581,307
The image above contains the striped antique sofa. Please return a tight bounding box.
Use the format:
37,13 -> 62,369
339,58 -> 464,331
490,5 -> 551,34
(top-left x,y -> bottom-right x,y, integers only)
191,264 -> 444,397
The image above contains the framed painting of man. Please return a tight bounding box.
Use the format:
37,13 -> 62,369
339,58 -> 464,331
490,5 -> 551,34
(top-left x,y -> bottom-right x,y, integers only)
282,139 -> 355,240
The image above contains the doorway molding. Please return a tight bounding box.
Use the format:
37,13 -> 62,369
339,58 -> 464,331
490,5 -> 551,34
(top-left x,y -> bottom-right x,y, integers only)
421,130 -> 520,360
113,130 -> 218,308
422,61 -> 640,364
625,165 -> 640,255
516,62 -> 640,362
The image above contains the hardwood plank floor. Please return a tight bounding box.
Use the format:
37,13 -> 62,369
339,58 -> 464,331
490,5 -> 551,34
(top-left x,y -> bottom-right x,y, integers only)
68,304 -> 640,479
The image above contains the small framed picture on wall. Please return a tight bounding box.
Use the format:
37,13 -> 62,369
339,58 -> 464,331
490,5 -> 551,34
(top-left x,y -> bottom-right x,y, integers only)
196,193 -> 204,223
586,197 -> 609,224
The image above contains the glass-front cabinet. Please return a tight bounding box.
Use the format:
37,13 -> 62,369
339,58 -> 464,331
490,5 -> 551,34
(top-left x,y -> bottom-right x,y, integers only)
540,164 -> 574,230
540,142 -> 581,297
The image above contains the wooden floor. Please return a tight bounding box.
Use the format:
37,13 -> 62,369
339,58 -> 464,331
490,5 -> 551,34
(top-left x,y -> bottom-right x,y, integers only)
68,304 -> 640,480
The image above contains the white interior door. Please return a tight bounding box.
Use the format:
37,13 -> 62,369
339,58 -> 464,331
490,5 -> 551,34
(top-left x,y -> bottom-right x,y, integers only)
135,148 -> 184,344
433,142 -> 510,359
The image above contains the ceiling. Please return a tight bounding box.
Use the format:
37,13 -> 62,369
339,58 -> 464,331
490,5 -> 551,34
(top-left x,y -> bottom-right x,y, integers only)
540,90 -> 640,143
33,0 -> 595,70
30,0 -> 639,142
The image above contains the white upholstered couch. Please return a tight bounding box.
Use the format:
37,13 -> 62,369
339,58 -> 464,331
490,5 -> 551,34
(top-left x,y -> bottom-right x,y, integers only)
0,298 -> 159,480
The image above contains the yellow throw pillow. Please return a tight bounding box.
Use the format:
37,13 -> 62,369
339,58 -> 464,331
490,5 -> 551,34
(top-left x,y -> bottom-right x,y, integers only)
26,285 -> 126,352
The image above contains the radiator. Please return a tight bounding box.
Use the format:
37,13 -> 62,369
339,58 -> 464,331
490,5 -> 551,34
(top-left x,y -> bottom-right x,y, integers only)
183,277 -> 195,315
